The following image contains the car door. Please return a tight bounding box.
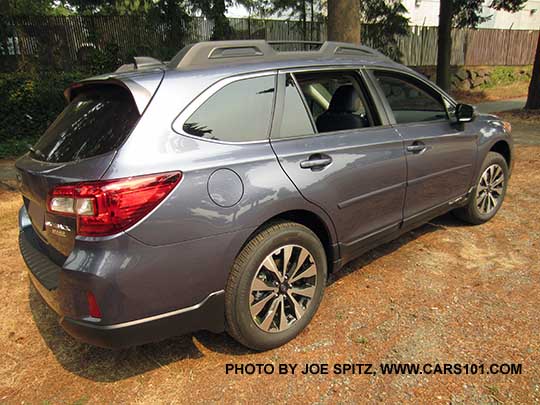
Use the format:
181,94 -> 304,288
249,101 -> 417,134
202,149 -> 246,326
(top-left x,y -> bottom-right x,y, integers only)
367,68 -> 477,225
270,68 -> 407,261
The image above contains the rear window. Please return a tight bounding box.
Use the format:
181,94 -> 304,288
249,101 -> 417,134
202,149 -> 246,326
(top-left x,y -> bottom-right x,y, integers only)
31,86 -> 139,163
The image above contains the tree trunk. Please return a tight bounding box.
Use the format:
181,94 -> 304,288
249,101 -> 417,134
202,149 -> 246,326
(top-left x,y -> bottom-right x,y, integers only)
327,0 -> 361,44
526,31 -> 540,110
436,0 -> 453,92
302,0 -> 307,41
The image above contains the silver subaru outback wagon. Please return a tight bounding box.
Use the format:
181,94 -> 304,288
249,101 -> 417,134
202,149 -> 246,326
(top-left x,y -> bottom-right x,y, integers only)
16,40 -> 513,350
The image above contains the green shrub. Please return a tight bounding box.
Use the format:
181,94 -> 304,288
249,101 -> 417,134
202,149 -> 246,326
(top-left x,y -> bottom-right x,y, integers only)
481,66 -> 532,89
0,71 -> 84,158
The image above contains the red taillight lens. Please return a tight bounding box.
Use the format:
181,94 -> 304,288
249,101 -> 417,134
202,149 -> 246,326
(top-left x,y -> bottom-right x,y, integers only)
47,172 -> 181,237
86,291 -> 102,318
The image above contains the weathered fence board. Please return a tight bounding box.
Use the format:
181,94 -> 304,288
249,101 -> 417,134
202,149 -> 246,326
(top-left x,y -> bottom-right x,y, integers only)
0,15 -> 537,71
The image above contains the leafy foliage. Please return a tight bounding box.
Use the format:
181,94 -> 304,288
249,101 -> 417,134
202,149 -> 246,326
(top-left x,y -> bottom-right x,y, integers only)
453,0 -> 527,28
359,0 -> 410,61
0,72 -> 84,158
190,0 -> 234,39
0,0 -> 71,15
247,0 -> 410,61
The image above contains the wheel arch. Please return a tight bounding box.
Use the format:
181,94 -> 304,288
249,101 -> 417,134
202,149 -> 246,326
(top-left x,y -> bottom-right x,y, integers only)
239,209 -> 340,274
490,140 -> 512,168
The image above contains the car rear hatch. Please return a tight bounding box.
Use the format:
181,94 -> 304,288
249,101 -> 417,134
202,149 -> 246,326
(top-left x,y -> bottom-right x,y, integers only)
16,72 -> 163,270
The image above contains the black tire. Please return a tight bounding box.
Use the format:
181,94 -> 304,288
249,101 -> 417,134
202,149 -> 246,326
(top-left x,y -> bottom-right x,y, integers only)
225,221 -> 327,351
454,151 -> 509,225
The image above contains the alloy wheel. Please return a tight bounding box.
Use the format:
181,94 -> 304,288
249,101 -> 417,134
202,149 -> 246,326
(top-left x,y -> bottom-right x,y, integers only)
249,245 -> 318,333
476,164 -> 505,215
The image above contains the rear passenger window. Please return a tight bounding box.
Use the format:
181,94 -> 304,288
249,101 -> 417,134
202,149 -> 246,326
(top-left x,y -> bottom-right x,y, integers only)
183,75 -> 275,142
294,71 -> 376,134
277,75 -> 315,138
373,71 -> 448,124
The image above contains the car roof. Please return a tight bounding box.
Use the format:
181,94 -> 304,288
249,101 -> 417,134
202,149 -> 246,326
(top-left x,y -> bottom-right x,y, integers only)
72,40 -> 424,112
108,40 -> 408,79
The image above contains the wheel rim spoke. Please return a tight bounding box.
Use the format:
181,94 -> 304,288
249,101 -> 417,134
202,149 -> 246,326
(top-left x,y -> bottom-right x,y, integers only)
262,256 -> 282,282
290,264 -> 317,284
259,296 -> 280,331
252,277 -> 277,293
250,293 -> 275,318
287,292 -> 305,319
289,248 -> 309,281
290,286 -> 316,299
489,193 -> 497,209
477,194 -> 486,210
492,175 -> 504,187
282,245 -> 293,279
278,296 -> 288,331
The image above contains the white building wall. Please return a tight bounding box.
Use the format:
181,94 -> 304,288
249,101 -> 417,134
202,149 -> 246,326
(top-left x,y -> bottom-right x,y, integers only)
402,0 -> 540,29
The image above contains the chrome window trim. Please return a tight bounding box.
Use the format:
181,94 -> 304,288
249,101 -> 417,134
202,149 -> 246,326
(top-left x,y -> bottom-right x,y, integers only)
171,70 -> 278,145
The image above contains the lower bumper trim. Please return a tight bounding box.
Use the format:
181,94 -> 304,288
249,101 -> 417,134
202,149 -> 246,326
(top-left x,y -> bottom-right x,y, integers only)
60,291 -> 226,349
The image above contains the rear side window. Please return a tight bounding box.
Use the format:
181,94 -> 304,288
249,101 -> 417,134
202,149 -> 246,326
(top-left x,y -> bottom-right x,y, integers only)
32,86 -> 139,163
373,71 -> 448,124
294,70 -> 377,134
182,75 -> 276,142
276,75 -> 315,138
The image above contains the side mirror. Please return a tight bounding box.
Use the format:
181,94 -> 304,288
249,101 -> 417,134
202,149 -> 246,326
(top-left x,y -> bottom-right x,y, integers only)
455,103 -> 475,123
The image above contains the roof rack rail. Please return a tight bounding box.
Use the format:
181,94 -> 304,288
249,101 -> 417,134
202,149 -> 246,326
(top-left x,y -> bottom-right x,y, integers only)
267,40 -> 323,46
319,42 -> 386,58
115,56 -> 164,73
167,40 -> 388,70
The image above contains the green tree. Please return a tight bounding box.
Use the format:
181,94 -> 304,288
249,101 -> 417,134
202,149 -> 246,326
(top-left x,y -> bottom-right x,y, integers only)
59,0 -> 154,15
436,0 -> 527,92
359,0 -> 409,61
247,0 -> 408,59
189,0 -> 234,40
0,0 -> 71,15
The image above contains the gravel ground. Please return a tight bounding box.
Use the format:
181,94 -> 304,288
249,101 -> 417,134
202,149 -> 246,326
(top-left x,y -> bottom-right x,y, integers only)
0,142 -> 539,404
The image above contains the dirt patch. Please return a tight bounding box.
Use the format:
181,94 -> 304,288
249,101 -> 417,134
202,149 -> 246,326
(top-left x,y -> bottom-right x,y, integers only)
496,110 -> 540,146
452,81 -> 529,105
1,147 -> 540,403
497,109 -> 540,125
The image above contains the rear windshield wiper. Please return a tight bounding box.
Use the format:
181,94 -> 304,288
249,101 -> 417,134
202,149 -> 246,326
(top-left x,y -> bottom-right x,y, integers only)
27,144 -> 47,161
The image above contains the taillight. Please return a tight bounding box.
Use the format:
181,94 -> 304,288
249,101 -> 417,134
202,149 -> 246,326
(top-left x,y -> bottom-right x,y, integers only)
47,172 -> 181,237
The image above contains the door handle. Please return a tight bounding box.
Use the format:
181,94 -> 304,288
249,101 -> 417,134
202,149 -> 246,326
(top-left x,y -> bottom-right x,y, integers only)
406,142 -> 431,154
300,155 -> 333,170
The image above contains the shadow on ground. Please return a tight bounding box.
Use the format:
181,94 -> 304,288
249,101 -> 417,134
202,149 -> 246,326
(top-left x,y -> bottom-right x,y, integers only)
29,213 -> 465,382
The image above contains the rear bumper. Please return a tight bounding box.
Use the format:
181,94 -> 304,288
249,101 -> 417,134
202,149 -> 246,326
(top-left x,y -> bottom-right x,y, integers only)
25,255 -> 225,348
19,206 -> 228,349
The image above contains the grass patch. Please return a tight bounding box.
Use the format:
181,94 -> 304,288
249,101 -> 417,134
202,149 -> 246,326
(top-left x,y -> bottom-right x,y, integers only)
481,66 -> 531,89
352,336 -> 368,344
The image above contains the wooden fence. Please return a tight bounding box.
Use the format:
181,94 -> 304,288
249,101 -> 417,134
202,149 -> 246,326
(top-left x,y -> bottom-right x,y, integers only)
398,25 -> 539,66
0,15 -> 537,71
